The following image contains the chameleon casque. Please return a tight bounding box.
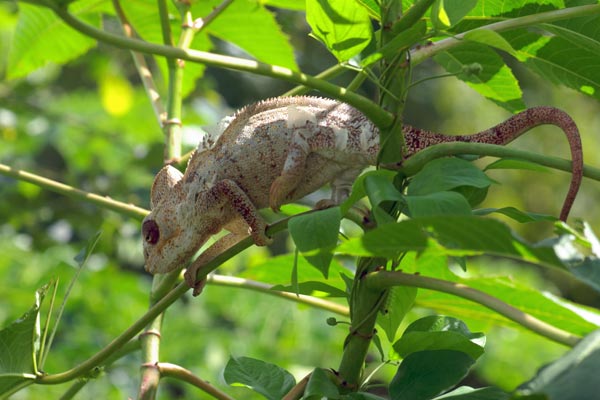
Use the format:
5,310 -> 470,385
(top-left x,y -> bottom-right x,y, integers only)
141,96 -> 583,294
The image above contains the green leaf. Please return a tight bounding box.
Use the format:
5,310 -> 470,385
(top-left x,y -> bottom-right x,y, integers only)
341,170 -> 397,215
434,42 -> 525,112
364,173 -> 405,224
192,0 -> 298,70
263,0 -> 306,11
223,356 -> 295,400
464,30 -> 517,57
405,191 -> 472,217
378,286 -> 417,342
338,218 -> 429,259
431,0 -> 478,30
509,14 -> 600,102
347,392 -> 388,400
474,207 -> 555,223
120,0 -> 209,99
408,158 -> 494,196
452,185 -> 489,208
288,207 -> 341,278
356,0 -> 381,21
303,368 -> 340,399
338,216 -> 563,269
389,248 -> 598,339
393,316 -> 485,360
389,350 -> 475,400
239,253 -> 348,292
552,235 -> 600,294
514,329 -> 600,400
434,386 -> 509,399
0,284 -> 49,395
8,1 -> 106,79
306,0 -> 373,61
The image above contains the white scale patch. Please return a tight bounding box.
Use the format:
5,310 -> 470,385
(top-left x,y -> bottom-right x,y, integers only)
286,105 -> 317,129
333,127 -> 348,150
359,124 -> 371,152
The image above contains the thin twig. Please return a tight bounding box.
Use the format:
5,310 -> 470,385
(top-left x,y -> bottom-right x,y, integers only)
159,363 -> 235,400
112,0 -> 166,126
282,372 -> 311,400
208,275 -> 349,315
0,163 -> 148,219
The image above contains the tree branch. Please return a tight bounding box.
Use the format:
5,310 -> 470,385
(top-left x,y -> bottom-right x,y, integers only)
398,141 -> 600,181
364,270 -> 581,347
42,4 -> 391,129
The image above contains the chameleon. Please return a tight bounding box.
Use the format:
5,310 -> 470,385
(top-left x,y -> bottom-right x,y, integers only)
141,96 -> 583,294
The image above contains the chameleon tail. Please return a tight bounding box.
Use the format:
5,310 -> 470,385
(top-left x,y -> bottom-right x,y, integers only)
405,107 -> 583,221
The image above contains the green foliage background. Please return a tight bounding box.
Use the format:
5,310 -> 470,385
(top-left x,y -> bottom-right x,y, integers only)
1,0 -> 600,398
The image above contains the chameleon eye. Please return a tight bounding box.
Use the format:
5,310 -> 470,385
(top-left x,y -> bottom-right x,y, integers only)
142,220 -> 160,245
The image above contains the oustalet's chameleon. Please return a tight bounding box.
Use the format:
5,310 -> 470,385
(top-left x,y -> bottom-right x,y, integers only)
141,96 -> 583,294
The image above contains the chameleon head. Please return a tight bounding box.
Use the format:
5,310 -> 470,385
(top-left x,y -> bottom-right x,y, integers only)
142,165 -> 195,274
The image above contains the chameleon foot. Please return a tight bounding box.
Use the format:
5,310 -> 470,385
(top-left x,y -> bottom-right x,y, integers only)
184,268 -> 207,296
314,198 -> 336,210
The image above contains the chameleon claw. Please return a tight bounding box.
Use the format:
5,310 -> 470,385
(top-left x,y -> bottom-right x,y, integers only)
269,178 -> 286,212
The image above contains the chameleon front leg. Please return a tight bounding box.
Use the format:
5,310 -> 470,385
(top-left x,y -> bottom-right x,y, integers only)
200,179 -> 271,246
186,180 -> 271,294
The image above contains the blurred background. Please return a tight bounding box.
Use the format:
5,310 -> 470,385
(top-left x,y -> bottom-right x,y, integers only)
1,2 -> 599,399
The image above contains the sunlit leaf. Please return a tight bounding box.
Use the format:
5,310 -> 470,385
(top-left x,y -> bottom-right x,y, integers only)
191,0 -> 297,69
8,1 -> 108,79
306,0 -> 373,61
432,0 -> 477,30
434,42 -> 525,112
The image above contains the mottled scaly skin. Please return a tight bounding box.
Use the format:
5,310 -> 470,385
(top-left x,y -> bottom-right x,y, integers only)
141,96 -> 582,293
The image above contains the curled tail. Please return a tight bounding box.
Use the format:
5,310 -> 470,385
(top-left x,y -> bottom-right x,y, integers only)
404,107 -> 583,221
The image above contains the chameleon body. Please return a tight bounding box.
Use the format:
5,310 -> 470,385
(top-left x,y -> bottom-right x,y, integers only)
142,96 -> 582,293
